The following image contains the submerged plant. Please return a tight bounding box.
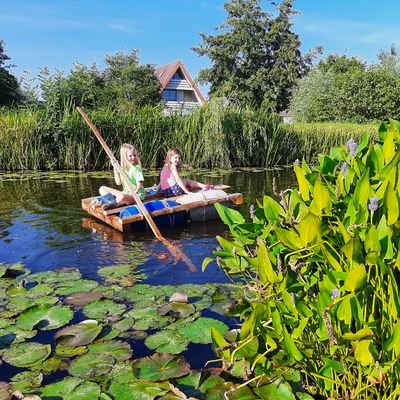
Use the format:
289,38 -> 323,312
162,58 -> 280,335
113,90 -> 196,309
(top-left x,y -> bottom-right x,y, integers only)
205,120 -> 400,399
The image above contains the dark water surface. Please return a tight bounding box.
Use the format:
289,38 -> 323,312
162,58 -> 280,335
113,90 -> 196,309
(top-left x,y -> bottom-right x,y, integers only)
0,168 -> 295,282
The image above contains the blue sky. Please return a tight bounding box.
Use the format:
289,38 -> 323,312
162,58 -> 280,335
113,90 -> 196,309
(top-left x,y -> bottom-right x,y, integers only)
2,0 -> 399,96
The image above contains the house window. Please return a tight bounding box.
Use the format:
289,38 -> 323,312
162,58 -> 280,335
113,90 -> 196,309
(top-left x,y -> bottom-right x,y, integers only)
162,90 -> 177,101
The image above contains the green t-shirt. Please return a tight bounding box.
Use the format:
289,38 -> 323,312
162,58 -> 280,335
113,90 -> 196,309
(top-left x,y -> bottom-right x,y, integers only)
122,164 -> 146,200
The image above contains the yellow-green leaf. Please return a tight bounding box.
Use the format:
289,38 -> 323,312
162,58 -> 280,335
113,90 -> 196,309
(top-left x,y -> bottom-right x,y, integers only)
297,212 -> 322,246
343,264 -> 367,292
257,241 -> 278,284
294,164 -> 310,201
342,327 -> 373,341
354,340 -> 375,366
310,177 -> 332,216
384,183 -> 399,226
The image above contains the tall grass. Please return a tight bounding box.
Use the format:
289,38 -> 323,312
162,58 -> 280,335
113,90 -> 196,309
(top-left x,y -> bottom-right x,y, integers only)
0,104 -> 378,171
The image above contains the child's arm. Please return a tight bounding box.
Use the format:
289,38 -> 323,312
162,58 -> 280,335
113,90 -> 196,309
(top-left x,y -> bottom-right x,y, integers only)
171,165 -> 190,194
111,158 -> 122,186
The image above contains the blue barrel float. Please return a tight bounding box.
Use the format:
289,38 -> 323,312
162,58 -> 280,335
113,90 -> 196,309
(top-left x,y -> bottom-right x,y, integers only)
119,199 -> 184,229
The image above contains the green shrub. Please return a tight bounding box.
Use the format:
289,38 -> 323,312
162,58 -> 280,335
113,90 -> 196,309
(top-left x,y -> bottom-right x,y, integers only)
205,121 -> 400,399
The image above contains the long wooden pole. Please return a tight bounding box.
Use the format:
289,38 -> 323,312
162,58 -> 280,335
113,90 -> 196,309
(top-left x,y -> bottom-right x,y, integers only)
76,106 -> 196,271
76,106 -> 163,239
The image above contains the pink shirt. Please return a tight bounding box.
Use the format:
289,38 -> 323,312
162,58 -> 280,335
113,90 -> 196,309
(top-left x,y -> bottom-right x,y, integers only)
160,165 -> 177,189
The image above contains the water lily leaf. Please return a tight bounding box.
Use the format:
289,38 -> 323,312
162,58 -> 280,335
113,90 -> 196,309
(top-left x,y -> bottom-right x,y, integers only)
353,169 -> 370,209
55,319 -> 103,347
132,353 -> 190,381
88,340 -> 132,362
40,377 -> 101,400
83,299 -> 126,320
127,307 -> 172,330
108,381 -> 170,400
98,265 -> 136,278
27,269 -> 81,284
112,316 -> 135,332
55,344 -> 87,358
55,279 -> 99,296
179,317 -> 228,344
69,353 -> 116,378
2,342 -> 51,367
9,295 -> 59,312
17,304 -> 74,331
0,326 -> 37,348
64,290 -> 103,307
384,183 -> 399,225
6,283 -> 54,298
257,241 -> 278,284
157,302 -> 196,318
10,370 -> 43,393
145,330 -> 189,354
274,227 -> 303,250
253,379 -> 295,400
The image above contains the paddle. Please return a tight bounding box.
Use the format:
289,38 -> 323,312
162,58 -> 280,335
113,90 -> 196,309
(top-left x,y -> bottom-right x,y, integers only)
76,106 -> 196,271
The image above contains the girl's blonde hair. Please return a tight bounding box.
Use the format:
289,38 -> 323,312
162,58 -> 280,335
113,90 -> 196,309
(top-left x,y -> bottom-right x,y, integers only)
164,148 -> 183,170
120,143 -> 141,170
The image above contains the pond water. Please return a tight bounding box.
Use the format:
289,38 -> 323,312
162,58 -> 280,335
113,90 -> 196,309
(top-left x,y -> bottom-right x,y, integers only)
0,167 -> 296,389
0,167 -> 295,284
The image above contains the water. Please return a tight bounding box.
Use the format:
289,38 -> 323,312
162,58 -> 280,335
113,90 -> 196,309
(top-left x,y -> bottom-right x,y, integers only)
0,168 -> 295,281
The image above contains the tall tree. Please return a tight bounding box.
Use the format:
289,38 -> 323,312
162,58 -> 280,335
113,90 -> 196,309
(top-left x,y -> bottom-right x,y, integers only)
103,50 -> 161,109
0,39 -> 22,106
193,0 -> 315,111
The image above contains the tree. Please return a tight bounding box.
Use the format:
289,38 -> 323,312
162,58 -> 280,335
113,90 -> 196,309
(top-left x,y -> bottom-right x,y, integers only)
0,39 -> 22,106
102,50 -> 161,109
193,0 -> 316,111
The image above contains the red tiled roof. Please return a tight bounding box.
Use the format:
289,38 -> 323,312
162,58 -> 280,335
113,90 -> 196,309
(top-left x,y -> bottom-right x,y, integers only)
155,60 -> 206,104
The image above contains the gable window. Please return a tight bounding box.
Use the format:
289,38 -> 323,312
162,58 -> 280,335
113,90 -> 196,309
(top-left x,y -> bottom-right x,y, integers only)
162,90 -> 177,101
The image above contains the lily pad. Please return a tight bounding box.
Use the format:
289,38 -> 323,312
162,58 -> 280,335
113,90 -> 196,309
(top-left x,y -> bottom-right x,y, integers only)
17,303 -> 74,331
145,330 -> 189,354
11,370 -> 43,392
132,353 -> 190,381
55,319 -> 103,346
69,353 -> 116,378
0,326 -> 38,348
83,299 -> 126,320
2,342 -> 51,367
55,279 -> 99,295
127,307 -> 172,330
55,344 -> 87,358
9,295 -> 59,312
27,269 -> 82,284
179,317 -> 229,344
40,377 -> 101,400
88,340 -> 132,362
6,283 -> 54,298
157,302 -> 196,319
64,290 -> 104,307
108,381 -> 170,400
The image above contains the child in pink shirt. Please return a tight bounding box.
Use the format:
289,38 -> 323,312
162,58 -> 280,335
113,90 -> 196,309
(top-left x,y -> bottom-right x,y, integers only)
159,148 -> 213,197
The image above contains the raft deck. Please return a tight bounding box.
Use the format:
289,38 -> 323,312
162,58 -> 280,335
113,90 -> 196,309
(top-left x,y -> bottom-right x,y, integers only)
82,186 -> 243,233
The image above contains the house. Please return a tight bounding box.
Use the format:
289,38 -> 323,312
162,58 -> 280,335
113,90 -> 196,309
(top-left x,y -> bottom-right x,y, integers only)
279,110 -> 293,123
155,60 -> 206,112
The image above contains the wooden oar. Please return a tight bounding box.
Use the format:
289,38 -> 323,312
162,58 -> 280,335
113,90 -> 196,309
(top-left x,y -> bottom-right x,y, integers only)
76,106 -> 196,271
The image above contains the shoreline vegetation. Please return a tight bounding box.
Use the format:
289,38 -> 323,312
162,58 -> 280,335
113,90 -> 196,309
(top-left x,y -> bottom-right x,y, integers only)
0,103 -> 377,172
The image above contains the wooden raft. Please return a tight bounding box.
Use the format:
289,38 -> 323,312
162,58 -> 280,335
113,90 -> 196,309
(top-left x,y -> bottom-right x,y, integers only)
82,187 -> 243,233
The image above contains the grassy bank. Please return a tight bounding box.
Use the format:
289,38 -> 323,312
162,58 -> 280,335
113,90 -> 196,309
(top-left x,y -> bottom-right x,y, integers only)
0,104 -> 378,171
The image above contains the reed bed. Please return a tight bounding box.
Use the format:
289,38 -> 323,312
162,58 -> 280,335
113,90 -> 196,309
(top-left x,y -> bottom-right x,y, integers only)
0,105 -> 378,171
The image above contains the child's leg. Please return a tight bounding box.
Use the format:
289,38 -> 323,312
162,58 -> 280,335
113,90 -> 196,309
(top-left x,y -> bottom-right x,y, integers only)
183,179 -> 205,190
99,186 -> 131,206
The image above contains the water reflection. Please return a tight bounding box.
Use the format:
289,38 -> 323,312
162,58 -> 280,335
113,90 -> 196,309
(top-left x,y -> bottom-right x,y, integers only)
0,168 -> 295,283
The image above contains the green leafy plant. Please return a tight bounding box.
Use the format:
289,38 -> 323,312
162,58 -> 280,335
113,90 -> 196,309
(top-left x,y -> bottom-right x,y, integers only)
205,121 -> 400,399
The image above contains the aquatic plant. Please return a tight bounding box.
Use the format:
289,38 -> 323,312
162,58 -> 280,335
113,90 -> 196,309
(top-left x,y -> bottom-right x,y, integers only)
205,121 -> 400,398
0,103 -> 376,171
